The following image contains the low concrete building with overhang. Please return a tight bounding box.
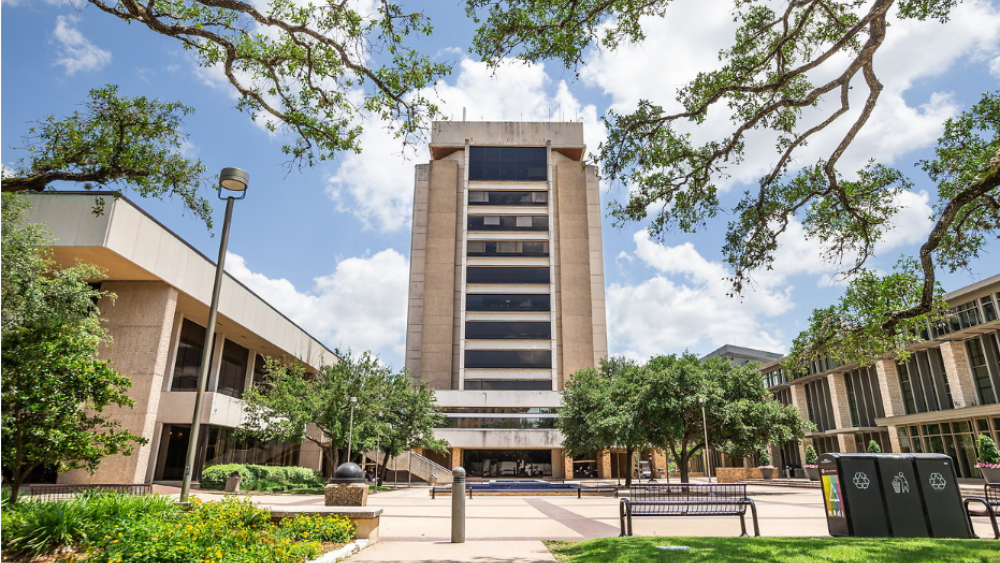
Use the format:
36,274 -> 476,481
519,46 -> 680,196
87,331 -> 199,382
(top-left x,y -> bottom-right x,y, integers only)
25,191 -> 337,485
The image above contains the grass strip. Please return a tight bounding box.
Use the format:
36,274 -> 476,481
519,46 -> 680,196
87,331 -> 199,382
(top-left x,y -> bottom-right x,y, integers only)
545,536 -> 999,563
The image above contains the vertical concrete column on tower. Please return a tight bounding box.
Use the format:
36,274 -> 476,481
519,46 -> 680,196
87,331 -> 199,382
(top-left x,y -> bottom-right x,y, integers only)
836,434 -> 858,453
60,281 -> 179,484
449,447 -> 462,470
789,383 -> 810,423
875,359 -> 907,417
826,372 -> 854,431
597,450 -> 612,479
939,340 -> 979,408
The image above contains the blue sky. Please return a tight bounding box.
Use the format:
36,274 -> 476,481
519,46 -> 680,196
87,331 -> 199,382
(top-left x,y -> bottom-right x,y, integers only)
3,0 -> 999,370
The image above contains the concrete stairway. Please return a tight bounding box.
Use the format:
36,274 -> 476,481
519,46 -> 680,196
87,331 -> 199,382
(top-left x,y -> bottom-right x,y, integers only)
364,450 -> 452,484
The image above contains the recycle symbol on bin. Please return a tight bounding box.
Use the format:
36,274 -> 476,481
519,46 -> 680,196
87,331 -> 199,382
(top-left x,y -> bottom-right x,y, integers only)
928,472 -> 947,491
852,471 -> 871,490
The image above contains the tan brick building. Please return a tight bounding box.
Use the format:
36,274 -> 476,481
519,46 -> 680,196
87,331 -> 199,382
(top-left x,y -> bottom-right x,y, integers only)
405,122 -> 608,479
762,275 -> 1000,480
24,192 -> 336,485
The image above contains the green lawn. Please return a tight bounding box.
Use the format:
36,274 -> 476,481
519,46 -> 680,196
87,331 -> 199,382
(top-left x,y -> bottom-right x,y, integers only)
545,537 -> 1000,563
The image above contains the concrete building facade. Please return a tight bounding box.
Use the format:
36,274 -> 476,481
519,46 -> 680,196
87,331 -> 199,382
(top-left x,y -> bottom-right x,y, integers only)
762,275 -> 1000,480
405,122 -> 608,479
25,192 -> 336,484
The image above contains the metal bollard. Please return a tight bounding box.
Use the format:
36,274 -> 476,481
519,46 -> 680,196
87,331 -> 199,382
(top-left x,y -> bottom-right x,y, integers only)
451,466 -> 466,543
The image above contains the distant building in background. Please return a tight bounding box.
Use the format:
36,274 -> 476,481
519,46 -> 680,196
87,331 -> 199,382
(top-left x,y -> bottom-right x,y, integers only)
25,192 -> 335,485
761,274 -> 1000,480
405,121 -> 610,479
701,344 -> 783,366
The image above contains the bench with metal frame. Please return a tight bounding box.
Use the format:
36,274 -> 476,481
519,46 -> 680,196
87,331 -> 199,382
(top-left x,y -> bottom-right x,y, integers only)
619,483 -> 760,537
964,483 -> 1000,539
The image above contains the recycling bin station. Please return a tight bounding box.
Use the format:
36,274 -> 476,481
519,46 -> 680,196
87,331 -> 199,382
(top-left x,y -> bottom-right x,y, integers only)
818,453 -> 975,538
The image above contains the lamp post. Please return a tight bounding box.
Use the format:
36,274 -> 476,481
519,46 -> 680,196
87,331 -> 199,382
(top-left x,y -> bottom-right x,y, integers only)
699,396 -> 712,484
346,397 -> 358,463
179,167 -> 249,503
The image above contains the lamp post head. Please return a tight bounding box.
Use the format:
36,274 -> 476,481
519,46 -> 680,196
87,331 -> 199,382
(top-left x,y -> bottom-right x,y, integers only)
218,167 -> 250,199
350,397 -> 358,404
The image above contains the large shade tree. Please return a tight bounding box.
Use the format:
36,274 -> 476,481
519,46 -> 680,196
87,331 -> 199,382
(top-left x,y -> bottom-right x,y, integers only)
1,85 -> 212,226
85,0 -> 451,168
558,356 -> 653,487
561,354 -> 810,483
1,193 -> 145,504
642,354 -> 811,483
467,0 -> 999,366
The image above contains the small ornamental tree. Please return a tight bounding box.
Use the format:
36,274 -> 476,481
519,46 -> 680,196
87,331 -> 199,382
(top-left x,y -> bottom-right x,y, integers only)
1,193 -> 145,504
976,434 -> 1000,469
867,440 -> 882,454
805,445 -> 819,467
758,449 -> 772,469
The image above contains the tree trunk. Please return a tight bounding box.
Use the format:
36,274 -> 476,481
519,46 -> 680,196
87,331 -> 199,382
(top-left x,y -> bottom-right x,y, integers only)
624,446 -> 633,488
322,445 -> 338,479
377,450 -> 391,487
679,452 -> 690,484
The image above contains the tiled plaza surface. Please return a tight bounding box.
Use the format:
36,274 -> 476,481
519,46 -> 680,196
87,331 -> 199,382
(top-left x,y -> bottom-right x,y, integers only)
181,481 -> 1000,562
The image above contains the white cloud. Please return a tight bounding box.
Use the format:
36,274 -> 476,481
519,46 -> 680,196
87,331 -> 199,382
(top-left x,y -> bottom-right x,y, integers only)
326,56 -> 605,233
226,249 -> 410,367
607,232 -> 793,360
52,15 -> 111,75
580,0 -> 1000,188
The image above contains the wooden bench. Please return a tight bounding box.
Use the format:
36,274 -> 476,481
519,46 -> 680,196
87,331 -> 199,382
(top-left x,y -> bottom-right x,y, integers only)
577,485 -> 618,498
619,483 -> 760,537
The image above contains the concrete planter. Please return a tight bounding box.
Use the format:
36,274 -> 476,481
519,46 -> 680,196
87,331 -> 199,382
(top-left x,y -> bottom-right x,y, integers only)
759,467 -> 774,480
805,466 -> 820,481
979,466 -> 1000,483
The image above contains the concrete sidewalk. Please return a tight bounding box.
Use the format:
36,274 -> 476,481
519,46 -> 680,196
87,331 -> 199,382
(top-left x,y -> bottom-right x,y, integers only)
168,482 -> 999,563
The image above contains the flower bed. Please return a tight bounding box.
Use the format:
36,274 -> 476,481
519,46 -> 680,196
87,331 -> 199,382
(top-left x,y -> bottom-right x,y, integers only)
1,492 -> 354,562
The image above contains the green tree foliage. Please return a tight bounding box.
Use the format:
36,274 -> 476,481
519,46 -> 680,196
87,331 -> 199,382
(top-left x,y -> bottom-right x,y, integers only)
369,374 -> 449,486
642,355 -> 810,483
560,354 -> 810,483
1,194 -> 145,504
468,1 -> 999,365
805,444 -> 819,466
976,434 -> 1000,467
240,350 -> 446,478
1,85 -> 211,226
558,356 -> 652,486
87,0 -> 451,167
867,439 -> 882,454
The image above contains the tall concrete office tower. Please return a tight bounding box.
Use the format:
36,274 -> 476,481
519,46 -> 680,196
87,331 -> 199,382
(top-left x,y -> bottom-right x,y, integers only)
405,122 -> 608,479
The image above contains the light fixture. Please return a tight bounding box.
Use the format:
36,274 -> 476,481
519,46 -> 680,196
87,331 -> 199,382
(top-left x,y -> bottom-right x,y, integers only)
179,167 -> 250,504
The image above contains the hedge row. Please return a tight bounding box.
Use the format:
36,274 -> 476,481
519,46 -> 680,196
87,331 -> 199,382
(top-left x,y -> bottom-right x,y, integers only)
200,464 -> 326,491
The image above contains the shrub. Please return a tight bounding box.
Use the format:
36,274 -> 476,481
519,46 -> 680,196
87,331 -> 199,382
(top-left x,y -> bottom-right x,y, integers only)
758,449 -> 771,468
200,464 -> 325,491
805,445 -> 819,466
278,513 -> 356,543
867,440 -> 882,454
0,492 -> 179,559
83,497 -> 349,563
976,434 -> 1000,468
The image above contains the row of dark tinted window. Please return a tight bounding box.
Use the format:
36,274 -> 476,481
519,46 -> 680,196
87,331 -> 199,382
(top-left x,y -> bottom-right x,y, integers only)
437,417 -> 557,429
466,321 -> 551,340
465,350 -> 551,368
469,146 -> 547,182
468,215 -> 548,231
464,380 -> 552,391
467,267 -> 550,284
466,293 -> 550,311
469,191 -> 547,206
171,318 -> 250,398
467,240 -> 549,257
